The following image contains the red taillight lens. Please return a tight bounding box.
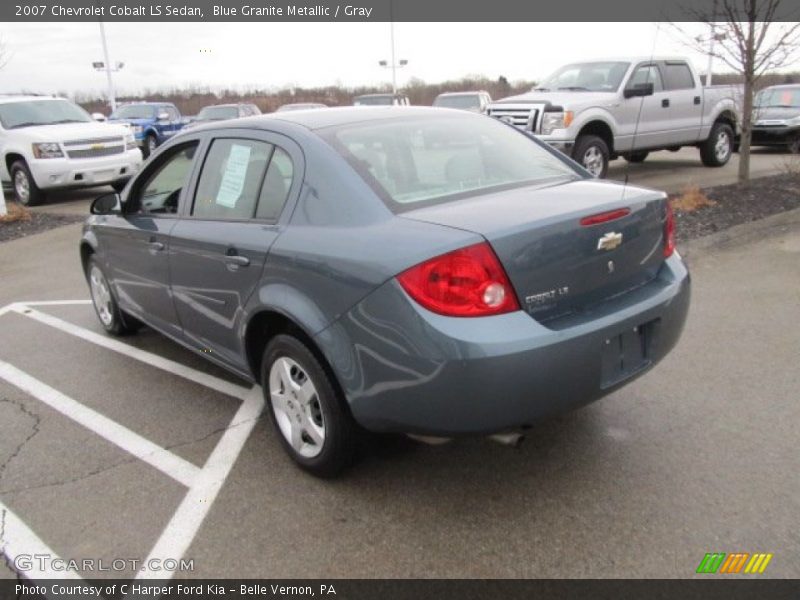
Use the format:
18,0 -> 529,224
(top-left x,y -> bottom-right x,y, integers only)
664,201 -> 676,258
397,242 -> 521,317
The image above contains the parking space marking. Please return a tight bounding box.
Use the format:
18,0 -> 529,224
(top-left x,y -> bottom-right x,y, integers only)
11,304 -> 252,400
136,385 -> 264,580
0,499 -> 88,581
0,301 -> 266,582
0,359 -> 201,487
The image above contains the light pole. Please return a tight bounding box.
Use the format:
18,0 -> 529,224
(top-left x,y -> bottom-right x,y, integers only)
378,22 -> 408,95
95,22 -> 124,112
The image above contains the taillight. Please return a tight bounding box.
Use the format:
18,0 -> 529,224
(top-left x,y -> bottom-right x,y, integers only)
397,242 -> 520,317
664,201 -> 676,258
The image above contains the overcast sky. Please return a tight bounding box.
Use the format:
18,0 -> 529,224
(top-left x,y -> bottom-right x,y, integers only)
0,22 -> 775,98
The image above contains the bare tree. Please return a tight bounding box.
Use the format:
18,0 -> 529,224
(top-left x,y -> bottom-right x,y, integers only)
671,1 -> 800,182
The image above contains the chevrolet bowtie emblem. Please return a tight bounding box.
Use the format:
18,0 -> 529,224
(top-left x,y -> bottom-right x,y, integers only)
597,231 -> 623,251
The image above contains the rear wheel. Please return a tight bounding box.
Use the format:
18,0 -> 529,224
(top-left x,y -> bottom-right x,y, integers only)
700,122 -> 734,167
87,256 -> 140,335
10,160 -> 46,206
573,135 -> 609,178
262,334 -> 356,477
625,151 -> 649,163
788,136 -> 800,154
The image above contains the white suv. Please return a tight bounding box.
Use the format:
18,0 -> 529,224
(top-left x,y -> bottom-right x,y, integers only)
0,96 -> 143,206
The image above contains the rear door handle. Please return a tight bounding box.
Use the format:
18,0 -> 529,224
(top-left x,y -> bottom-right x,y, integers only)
694,96 -> 701,105
661,98 -> 670,108
148,239 -> 165,253
224,253 -> 250,269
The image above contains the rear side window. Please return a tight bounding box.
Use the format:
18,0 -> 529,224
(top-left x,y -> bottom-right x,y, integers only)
193,139 -> 273,220
663,63 -> 695,90
256,147 -> 293,221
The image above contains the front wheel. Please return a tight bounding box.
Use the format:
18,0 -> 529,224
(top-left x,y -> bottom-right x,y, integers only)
142,134 -> 158,158
87,256 -> 140,335
262,334 -> 356,477
10,160 -> 46,206
700,122 -> 734,167
573,135 -> 609,178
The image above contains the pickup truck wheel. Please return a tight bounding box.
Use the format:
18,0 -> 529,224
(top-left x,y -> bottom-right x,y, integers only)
262,334 -> 356,477
142,134 -> 158,158
87,256 -> 141,335
573,135 -> 609,178
625,151 -> 649,163
10,160 -> 46,206
700,122 -> 734,167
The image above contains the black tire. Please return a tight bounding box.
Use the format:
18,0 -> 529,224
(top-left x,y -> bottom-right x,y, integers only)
625,151 -> 649,163
700,122 -> 734,167
10,160 -> 46,206
142,134 -> 158,158
572,135 -> 609,178
262,334 -> 356,477
86,256 -> 141,336
788,137 -> 800,154
111,179 -> 129,193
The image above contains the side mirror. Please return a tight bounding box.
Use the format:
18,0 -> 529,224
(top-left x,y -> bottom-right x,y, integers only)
91,112 -> 107,122
624,82 -> 655,99
91,192 -> 121,215
157,111 -> 170,121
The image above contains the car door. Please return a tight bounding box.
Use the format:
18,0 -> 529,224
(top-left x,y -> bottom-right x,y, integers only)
168,130 -> 300,371
620,63 -> 669,151
101,139 -> 202,338
661,61 -> 703,144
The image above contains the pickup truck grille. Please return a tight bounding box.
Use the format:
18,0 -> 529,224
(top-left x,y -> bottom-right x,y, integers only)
488,106 -> 538,131
67,145 -> 125,159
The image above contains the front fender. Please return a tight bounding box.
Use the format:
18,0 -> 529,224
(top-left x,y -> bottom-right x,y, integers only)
569,107 -> 619,138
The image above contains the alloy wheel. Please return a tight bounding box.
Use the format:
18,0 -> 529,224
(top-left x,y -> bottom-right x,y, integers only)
269,356 -> 326,458
715,130 -> 731,162
14,170 -> 30,204
89,265 -> 114,327
582,146 -> 604,177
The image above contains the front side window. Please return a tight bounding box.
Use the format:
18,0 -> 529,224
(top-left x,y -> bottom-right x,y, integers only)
193,139 -> 274,220
0,99 -> 93,129
130,143 -> 198,215
323,114 -> 578,209
663,64 -> 695,90
628,65 -> 664,92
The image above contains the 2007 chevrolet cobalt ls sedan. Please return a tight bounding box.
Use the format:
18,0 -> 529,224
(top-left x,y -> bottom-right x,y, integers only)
81,107 -> 690,476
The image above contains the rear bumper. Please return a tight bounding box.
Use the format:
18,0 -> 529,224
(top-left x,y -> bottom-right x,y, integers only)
318,254 -> 690,435
30,149 -> 143,190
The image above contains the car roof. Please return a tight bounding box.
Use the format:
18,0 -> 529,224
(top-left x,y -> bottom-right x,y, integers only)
186,106 -> 468,134
436,91 -> 487,97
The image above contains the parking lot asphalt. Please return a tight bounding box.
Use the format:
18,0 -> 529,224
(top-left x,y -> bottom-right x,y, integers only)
0,207 -> 798,579
14,145 -> 796,218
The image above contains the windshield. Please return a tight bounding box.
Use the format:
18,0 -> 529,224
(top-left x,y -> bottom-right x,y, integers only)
111,105 -> 156,120
277,104 -> 325,112
197,106 -> 239,120
322,114 -> 579,209
755,88 -> 800,108
434,95 -> 481,110
537,61 -> 630,92
355,96 -> 394,106
0,99 -> 93,129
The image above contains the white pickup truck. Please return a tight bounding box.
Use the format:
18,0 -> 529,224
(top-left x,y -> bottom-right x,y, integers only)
488,57 -> 742,178
0,96 -> 142,206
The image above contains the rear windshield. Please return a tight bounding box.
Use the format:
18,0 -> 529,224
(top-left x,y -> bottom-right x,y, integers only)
354,96 -> 394,106
434,95 -> 481,110
322,114 -> 579,209
197,106 -> 239,120
111,105 -> 156,119
0,99 -> 93,129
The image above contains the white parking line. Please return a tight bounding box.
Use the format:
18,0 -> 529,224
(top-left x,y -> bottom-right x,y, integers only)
0,300 -> 266,584
0,499 -> 87,580
13,305 -> 251,400
0,359 -> 200,487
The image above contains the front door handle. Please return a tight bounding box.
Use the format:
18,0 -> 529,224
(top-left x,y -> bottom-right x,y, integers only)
224,253 -> 250,269
694,96 -> 701,105
661,98 -> 670,108
148,239 -> 165,253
